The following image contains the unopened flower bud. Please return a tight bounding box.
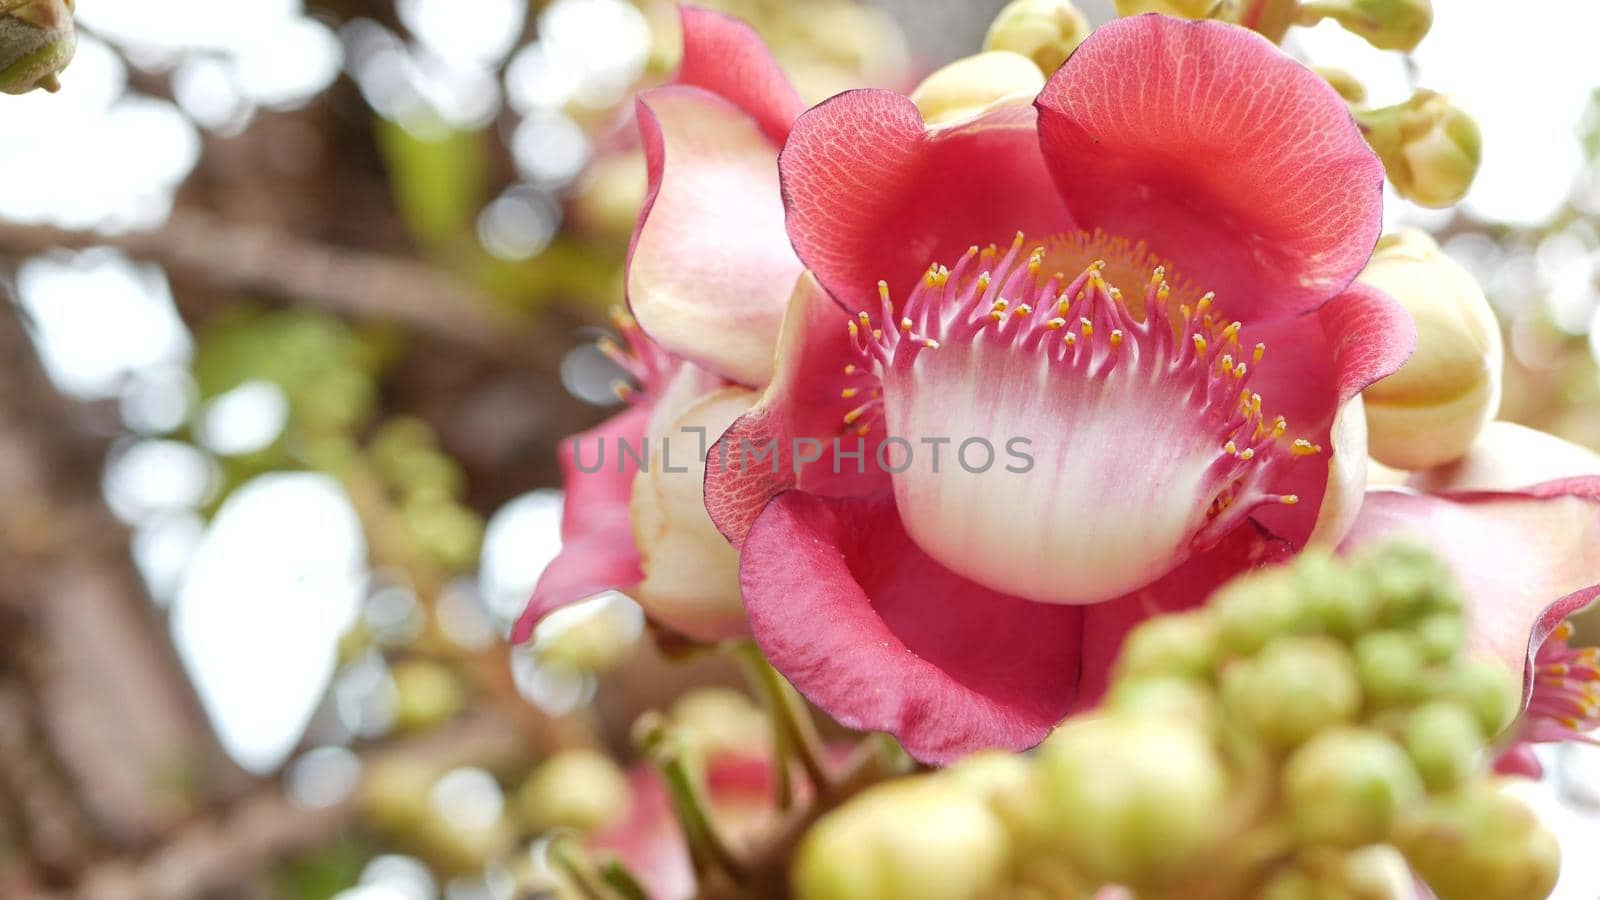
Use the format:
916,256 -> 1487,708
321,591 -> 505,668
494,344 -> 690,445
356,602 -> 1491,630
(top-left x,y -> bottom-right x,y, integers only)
1294,551 -> 1375,640
1358,90 -> 1481,208
1359,230 -> 1502,469
793,777 -> 1012,900
1108,676 -> 1219,734
1283,727 -> 1424,848
983,0 -> 1090,73
517,749 -> 632,834
1114,0 -> 1235,18
1355,538 -> 1463,621
1210,567 -> 1316,656
1298,0 -> 1433,52
1315,66 -> 1367,104
1397,783 -> 1560,900
1223,636 -> 1361,747
1446,658 -> 1519,738
0,0 -> 73,94
1354,629 -> 1428,706
667,687 -> 770,760
943,750 -> 1053,846
1038,715 -> 1227,887
1114,610 -> 1219,681
1404,701 -> 1484,791
909,50 -> 1046,127
391,659 -> 467,733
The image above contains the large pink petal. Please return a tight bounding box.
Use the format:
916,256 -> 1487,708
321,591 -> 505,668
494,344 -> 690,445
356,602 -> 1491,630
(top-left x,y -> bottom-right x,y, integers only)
1248,282 -> 1416,546
779,93 -> 1073,315
512,406 -> 650,644
1035,15 -> 1383,321
740,490 -> 1083,765
629,85 -> 800,387
1339,479 -> 1600,703
675,6 -> 804,145
705,274 -> 889,545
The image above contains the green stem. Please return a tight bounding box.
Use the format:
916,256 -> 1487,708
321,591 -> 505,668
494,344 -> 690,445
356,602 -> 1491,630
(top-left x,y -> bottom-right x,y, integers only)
635,713 -> 747,882
548,834 -> 617,900
597,858 -> 651,900
733,641 -> 830,791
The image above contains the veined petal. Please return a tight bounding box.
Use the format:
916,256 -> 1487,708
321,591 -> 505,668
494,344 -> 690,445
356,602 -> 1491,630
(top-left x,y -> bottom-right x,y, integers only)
512,405 -> 651,644
780,91 -> 1072,315
705,273 -> 889,545
740,490 -> 1083,764
675,6 -> 805,145
630,86 -> 800,387
1339,480 -> 1600,702
1035,15 -> 1384,321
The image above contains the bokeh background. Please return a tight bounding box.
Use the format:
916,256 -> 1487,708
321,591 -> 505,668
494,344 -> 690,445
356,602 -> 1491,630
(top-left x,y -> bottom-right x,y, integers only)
1,0 -> 1598,897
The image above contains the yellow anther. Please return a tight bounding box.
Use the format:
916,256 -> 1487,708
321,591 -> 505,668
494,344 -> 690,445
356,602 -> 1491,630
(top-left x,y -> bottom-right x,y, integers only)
1192,334 -> 1208,356
847,320 -> 860,337
844,363 -> 857,375
1549,664 -> 1571,677
1056,295 -> 1071,317
1110,329 -> 1124,347
1221,354 -> 1234,375
872,329 -> 883,340
1556,621 -> 1577,641
612,381 -> 634,401
843,408 -> 864,425
1234,363 -> 1247,379
1012,231 -> 1026,249
1179,304 -> 1192,319
1151,266 -> 1166,287
1015,304 -> 1033,317
1157,283 -> 1171,302
1224,440 -> 1238,455
1064,332 -> 1078,346
1090,259 -> 1107,271
1291,439 -> 1323,456
856,424 -> 871,437
1080,317 -> 1094,336
1280,495 -> 1300,505
879,280 -> 892,303
841,387 -> 860,399
993,299 -> 1010,311
859,311 -> 872,327
1196,292 -> 1214,315
901,317 -> 914,332
1109,287 -> 1124,305
924,338 -> 941,349
1221,321 -> 1241,342
1046,317 -> 1066,330
977,272 -> 992,292
1240,448 -> 1255,461
1253,343 -> 1266,364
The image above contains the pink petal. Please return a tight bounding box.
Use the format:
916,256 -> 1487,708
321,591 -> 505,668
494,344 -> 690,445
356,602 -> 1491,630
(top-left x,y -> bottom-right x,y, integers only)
1248,282 -> 1416,546
705,274 -> 889,545
740,490 -> 1083,764
590,766 -> 695,900
675,6 -> 804,145
511,406 -> 650,644
1339,479 -> 1600,703
630,85 -> 800,386
779,93 -> 1072,315
1035,15 -> 1383,321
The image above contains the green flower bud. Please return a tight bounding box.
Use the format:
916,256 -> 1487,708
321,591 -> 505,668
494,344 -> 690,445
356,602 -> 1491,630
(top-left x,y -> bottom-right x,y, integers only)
0,0 -> 73,94
1108,676 -> 1219,734
668,687 -> 770,761
1283,727 -> 1424,848
1223,636 -> 1361,747
1295,551 -> 1375,640
1414,612 -> 1466,663
983,0 -> 1090,73
391,658 -> 466,733
943,750 -> 1052,847
1114,0 -> 1235,19
1358,89 -> 1482,209
1114,610 -> 1220,681
1445,659 -> 1519,738
1354,629 -> 1428,706
1211,568 -> 1316,656
1403,701 -> 1484,791
517,749 -> 631,834
793,777 -> 1013,900
1038,715 -> 1227,887
1397,784 -> 1560,900
1355,539 -> 1462,622
1298,0 -> 1433,53
1315,66 -> 1367,105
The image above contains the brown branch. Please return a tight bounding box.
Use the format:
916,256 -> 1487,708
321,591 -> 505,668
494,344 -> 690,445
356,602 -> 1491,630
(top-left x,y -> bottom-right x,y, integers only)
62,711 -> 531,900
0,211 -> 564,365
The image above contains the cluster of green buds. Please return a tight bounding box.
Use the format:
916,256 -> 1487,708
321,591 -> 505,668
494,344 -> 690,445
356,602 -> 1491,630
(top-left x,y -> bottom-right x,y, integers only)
792,544 -> 1559,900
0,0 -> 72,94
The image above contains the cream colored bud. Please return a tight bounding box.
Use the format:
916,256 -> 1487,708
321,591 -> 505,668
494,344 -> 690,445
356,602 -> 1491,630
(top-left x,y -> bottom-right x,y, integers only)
629,369 -> 756,642
1314,65 -> 1367,105
1038,715 -> 1226,887
667,687 -> 770,759
1359,90 -> 1482,208
793,777 -> 1013,900
1397,783 -> 1561,900
909,51 -> 1045,127
1114,0 -> 1235,18
983,0 -> 1090,74
391,659 -> 466,733
1283,727 -> 1424,849
516,749 -> 632,834
1299,0 -> 1433,52
1359,229 -> 1502,470
0,0 -> 74,94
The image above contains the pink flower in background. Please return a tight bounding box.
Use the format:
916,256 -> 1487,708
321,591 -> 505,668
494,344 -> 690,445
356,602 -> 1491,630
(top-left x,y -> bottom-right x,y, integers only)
514,8 -> 810,646
695,14 -> 1411,763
